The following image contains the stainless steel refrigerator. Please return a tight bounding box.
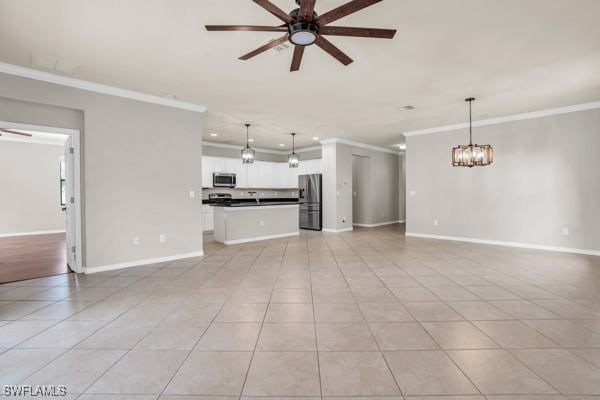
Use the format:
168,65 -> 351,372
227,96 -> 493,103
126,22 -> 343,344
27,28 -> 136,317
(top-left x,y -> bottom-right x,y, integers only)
299,173 -> 322,231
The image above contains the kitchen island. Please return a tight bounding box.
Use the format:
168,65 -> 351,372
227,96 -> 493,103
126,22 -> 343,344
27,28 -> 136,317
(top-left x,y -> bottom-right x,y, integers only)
213,202 -> 299,245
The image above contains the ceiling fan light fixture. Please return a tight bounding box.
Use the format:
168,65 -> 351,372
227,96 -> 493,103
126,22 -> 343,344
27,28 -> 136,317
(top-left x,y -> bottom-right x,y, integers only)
288,22 -> 319,46
241,123 -> 255,164
288,132 -> 300,168
451,98 -> 494,168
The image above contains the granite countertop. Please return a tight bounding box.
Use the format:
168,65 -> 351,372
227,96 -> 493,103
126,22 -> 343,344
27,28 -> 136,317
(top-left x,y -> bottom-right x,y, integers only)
211,200 -> 300,208
203,198 -> 299,206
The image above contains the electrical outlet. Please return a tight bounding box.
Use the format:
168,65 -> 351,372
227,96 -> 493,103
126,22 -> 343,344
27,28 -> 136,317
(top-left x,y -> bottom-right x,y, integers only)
189,190 -> 195,198
342,217 -> 346,223
433,219 -> 439,226
159,234 -> 166,243
260,221 -> 264,227
562,227 -> 569,236
133,237 -> 140,245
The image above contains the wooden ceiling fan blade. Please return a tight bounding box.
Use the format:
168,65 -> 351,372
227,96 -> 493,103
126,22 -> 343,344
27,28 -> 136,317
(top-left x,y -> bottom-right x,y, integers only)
253,0 -> 294,24
205,25 -> 287,32
239,34 -> 289,60
0,128 -> 33,137
298,0 -> 317,21
290,46 -> 305,72
317,0 -> 383,26
315,36 -> 353,66
319,26 -> 396,39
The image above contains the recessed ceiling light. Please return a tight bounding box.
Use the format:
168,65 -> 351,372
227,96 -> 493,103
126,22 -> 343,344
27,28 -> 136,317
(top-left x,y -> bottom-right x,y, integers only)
248,139 -> 254,142
210,133 -> 218,137
313,137 -> 319,140
398,105 -> 415,111
279,144 -> 285,147
398,144 -> 407,150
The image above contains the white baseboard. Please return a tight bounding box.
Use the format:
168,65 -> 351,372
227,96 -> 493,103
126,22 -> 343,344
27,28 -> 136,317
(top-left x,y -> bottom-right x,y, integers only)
0,229 -> 66,238
405,232 -> 600,256
84,251 -> 205,274
353,220 -> 405,227
223,232 -> 299,245
322,227 -> 354,233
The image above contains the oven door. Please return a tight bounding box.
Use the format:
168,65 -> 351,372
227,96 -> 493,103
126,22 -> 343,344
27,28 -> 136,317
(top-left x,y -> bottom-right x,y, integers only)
213,173 -> 236,188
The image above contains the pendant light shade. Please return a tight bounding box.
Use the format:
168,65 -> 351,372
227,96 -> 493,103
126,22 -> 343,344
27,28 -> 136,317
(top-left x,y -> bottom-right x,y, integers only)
288,132 -> 300,168
241,123 -> 255,164
452,98 -> 493,168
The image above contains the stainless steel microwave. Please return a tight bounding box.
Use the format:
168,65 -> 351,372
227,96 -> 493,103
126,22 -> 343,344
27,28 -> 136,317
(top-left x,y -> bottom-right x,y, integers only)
213,172 -> 236,188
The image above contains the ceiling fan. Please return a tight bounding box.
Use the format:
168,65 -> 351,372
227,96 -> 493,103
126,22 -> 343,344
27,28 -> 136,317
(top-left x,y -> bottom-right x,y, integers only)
0,128 -> 32,137
205,0 -> 396,71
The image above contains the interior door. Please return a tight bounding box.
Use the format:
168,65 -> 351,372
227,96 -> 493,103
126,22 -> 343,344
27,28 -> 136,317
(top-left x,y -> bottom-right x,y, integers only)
64,136 -> 77,269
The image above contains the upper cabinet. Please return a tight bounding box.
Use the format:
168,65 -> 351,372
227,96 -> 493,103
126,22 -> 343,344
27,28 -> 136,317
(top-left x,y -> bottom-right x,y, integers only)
201,156 -> 321,189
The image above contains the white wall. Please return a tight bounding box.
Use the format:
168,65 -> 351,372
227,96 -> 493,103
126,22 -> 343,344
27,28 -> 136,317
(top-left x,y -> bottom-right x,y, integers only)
406,107 -> 600,253
322,140 -> 401,231
0,73 -> 204,270
0,141 -> 65,235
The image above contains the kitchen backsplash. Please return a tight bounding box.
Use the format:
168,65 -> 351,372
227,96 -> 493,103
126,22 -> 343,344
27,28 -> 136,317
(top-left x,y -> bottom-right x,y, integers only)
202,187 -> 299,200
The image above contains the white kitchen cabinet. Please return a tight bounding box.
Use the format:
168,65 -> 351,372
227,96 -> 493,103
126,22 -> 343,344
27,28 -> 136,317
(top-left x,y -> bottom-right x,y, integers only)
201,157 -> 213,188
224,158 -> 238,174
274,163 -> 287,188
255,161 -> 268,188
201,155 -> 321,189
236,163 -> 248,188
304,158 -> 322,174
247,162 -> 260,188
287,165 -> 299,188
212,157 -> 226,174
202,205 -> 214,232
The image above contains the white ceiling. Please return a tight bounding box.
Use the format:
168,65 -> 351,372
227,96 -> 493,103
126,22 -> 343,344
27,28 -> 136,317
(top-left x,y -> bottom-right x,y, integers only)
1,0 -> 599,150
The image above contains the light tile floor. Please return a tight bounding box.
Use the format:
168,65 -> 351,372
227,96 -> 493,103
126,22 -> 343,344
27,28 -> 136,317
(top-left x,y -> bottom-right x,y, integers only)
2,224 -> 600,398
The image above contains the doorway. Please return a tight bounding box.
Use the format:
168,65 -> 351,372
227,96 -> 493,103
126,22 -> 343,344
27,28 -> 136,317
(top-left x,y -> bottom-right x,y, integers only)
0,121 -> 82,283
352,154 -> 370,226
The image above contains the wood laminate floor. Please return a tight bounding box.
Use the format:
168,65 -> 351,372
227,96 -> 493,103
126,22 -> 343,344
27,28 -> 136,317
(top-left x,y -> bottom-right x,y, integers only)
0,233 -> 69,283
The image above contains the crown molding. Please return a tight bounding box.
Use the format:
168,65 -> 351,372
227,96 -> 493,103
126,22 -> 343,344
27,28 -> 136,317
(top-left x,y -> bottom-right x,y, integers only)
0,62 -> 207,113
403,100 -> 600,137
0,136 -> 66,146
320,138 -> 401,155
202,141 -> 321,155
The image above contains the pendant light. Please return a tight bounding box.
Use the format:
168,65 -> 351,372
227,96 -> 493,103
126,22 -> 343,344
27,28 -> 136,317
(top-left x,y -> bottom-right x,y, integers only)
288,132 -> 300,168
452,98 -> 493,168
241,123 -> 255,164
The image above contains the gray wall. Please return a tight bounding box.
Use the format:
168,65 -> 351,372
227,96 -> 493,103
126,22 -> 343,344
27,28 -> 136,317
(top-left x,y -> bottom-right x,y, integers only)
0,141 -> 65,235
0,73 -> 204,268
202,143 -> 321,162
322,141 -> 400,231
399,153 -> 406,222
406,107 -> 600,252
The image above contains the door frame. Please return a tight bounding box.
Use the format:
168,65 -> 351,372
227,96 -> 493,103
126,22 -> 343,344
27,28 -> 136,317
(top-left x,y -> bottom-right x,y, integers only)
0,120 -> 83,273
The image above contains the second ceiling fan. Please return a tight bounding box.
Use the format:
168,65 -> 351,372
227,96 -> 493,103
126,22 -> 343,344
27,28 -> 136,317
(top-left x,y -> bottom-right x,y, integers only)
205,0 -> 396,71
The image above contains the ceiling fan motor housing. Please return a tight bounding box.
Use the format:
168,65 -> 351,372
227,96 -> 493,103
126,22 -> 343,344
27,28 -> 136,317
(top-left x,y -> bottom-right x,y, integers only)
288,21 -> 319,46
